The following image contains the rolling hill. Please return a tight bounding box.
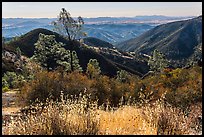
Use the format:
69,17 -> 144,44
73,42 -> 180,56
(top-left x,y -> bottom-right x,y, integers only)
117,16 -> 202,62
83,37 -> 114,48
4,28 -> 146,77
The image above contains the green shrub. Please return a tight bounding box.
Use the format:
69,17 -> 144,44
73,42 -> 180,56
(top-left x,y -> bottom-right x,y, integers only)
2,71 -> 26,89
2,87 -> 9,92
2,78 -> 9,88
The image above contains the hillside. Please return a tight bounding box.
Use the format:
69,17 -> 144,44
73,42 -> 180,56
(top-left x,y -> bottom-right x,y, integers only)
3,22 -> 154,44
117,16 -> 202,62
5,28 -> 144,77
83,37 -> 114,48
84,23 -> 154,44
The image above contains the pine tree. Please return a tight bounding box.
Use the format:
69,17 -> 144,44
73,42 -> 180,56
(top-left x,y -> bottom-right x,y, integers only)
33,33 -> 71,71
148,49 -> 168,72
86,59 -> 101,79
116,70 -> 129,83
16,47 -> 22,58
53,8 -> 86,41
33,33 -> 83,73
71,51 -> 83,72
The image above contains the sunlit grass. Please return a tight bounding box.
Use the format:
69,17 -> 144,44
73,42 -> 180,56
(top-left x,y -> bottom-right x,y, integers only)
3,92 -> 202,135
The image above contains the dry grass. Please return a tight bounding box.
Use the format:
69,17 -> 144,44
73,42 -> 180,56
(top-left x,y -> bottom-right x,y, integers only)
3,93 -> 202,135
96,106 -> 157,135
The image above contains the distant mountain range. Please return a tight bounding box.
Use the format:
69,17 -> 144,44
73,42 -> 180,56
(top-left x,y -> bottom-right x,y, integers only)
83,23 -> 154,44
2,15 -> 194,44
83,15 -> 195,24
116,16 -> 202,66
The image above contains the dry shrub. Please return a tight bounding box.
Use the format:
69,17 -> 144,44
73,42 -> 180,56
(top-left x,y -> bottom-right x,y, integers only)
156,105 -> 188,135
18,70 -> 93,105
139,66 -> 202,109
141,101 -> 202,135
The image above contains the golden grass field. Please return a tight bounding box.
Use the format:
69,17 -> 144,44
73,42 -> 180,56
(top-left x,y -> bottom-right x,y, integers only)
3,93 -> 202,135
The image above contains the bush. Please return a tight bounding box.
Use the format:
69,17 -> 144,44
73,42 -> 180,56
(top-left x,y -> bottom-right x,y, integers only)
2,78 -> 9,89
164,66 -> 202,109
2,87 -> 9,92
18,70 -> 93,105
2,71 -> 26,89
18,65 -> 202,111
18,70 -> 139,107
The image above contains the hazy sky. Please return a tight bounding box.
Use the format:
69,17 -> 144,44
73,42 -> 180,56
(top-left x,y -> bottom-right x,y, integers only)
2,2 -> 202,18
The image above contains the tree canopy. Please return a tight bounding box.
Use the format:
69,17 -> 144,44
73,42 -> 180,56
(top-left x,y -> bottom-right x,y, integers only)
148,49 -> 168,72
53,8 -> 86,41
32,33 -> 82,72
86,59 -> 101,79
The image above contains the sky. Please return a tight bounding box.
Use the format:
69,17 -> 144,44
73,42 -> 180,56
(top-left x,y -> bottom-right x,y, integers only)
2,2 -> 202,18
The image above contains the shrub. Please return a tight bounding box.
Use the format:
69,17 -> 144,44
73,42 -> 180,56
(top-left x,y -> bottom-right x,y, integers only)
164,66 -> 202,109
2,71 -> 26,89
18,65 -> 202,112
91,75 -> 111,105
2,78 -> 9,89
2,87 -> 9,92
18,70 -> 93,105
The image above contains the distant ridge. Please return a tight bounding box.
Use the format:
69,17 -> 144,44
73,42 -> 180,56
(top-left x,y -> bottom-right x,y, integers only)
116,16 -> 202,62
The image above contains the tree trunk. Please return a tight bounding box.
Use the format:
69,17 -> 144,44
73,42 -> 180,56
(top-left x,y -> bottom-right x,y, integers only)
70,41 -> 74,71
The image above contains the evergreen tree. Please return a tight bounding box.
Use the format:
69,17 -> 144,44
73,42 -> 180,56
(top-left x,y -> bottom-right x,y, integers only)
33,33 -> 82,73
148,49 -> 168,72
56,50 -> 72,72
72,51 -> 83,72
86,59 -> 101,79
116,70 -> 129,83
33,33 -> 71,71
16,47 -> 22,58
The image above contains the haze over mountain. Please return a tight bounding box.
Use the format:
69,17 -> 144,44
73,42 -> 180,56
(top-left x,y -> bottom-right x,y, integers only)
83,15 -> 195,24
2,16 -> 194,44
116,16 -> 202,65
